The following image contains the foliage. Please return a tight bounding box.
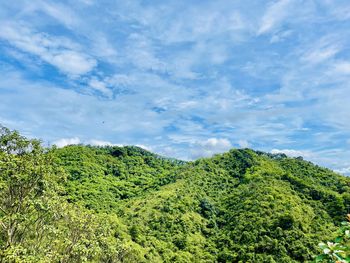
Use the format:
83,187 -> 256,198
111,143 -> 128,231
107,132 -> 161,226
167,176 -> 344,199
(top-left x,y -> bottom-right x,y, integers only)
1,126 -> 350,262
0,126 -> 133,262
54,144 -> 181,211
315,215 -> 350,262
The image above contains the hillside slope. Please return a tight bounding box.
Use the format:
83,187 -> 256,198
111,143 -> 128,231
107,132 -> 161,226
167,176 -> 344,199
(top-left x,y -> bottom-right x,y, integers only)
53,146 -> 350,262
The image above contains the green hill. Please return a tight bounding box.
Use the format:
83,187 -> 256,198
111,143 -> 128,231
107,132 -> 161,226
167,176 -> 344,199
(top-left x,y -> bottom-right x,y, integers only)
1,127 -> 350,262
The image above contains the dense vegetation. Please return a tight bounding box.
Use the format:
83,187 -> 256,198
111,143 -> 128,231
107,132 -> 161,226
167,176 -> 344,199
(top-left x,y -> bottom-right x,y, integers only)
1,126 -> 350,262
315,215 -> 350,262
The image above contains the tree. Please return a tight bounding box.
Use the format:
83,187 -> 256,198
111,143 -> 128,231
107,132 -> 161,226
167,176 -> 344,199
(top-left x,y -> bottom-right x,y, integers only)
0,126 -> 129,262
315,215 -> 350,262
0,126 -> 60,253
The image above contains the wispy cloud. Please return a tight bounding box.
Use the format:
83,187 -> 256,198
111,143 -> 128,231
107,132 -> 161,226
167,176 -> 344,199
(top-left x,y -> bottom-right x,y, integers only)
258,0 -> 293,35
26,1 -> 80,29
0,22 -> 97,76
88,77 -> 113,97
271,148 -> 312,158
335,166 -> 350,176
303,46 -> 340,64
191,138 -> 232,159
333,61 -> 350,74
53,137 -> 80,148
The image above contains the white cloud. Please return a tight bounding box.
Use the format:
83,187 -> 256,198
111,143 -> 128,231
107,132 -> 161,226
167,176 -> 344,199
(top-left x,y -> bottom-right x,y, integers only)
270,29 -> 293,43
191,138 -> 232,158
201,138 -> 232,150
258,0 -> 293,35
50,50 -> 97,76
53,137 -> 80,148
152,5 -> 248,44
86,140 -> 152,151
333,61 -> 350,74
33,1 -> 79,29
88,77 -> 112,97
87,139 -> 116,146
324,2 -> 350,21
52,137 -> 152,152
334,166 -> 350,175
0,22 -> 97,76
271,148 -> 312,158
135,144 -> 152,151
79,0 -> 94,5
238,139 -> 250,148
303,46 -> 340,64
125,33 -> 167,72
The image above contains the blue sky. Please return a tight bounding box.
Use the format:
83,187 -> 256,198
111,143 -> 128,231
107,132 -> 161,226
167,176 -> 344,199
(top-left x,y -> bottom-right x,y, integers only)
0,0 -> 350,174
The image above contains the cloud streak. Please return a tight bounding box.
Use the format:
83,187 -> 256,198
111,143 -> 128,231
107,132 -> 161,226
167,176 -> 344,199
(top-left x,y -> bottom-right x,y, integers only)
0,22 -> 97,76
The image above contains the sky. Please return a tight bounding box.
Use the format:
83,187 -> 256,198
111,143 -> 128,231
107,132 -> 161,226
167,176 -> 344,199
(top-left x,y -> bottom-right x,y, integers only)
0,0 -> 350,175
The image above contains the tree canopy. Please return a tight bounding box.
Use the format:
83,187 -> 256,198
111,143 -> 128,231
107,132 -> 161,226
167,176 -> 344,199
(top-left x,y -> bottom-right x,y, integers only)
1,126 -> 350,262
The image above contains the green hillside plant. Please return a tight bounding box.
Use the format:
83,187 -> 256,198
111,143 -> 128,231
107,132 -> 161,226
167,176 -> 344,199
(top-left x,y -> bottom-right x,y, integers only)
315,215 -> 350,263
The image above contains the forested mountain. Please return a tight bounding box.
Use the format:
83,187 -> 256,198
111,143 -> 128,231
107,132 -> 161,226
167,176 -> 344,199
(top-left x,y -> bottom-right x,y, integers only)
1,127 -> 350,262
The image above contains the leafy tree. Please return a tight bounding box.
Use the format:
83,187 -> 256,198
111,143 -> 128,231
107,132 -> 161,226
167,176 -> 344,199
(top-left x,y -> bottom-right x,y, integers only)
0,126 -> 60,253
315,215 -> 350,262
0,126 -> 132,262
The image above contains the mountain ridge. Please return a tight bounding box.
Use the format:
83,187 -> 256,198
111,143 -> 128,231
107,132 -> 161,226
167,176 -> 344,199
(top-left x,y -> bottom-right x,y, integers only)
53,144 -> 350,262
